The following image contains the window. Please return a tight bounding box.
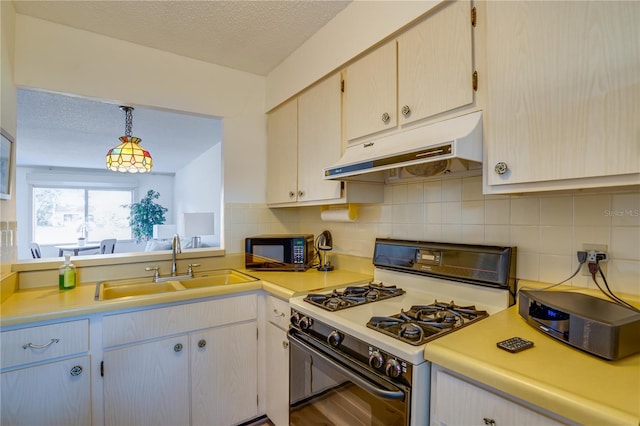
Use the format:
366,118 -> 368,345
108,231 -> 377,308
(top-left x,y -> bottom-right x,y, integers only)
33,187 -> 133,244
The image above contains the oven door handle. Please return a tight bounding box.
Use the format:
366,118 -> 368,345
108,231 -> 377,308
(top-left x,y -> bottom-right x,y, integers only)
288,330 -> 406,401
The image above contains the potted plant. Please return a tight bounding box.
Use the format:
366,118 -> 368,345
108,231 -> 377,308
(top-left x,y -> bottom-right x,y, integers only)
124,190 -> 168,243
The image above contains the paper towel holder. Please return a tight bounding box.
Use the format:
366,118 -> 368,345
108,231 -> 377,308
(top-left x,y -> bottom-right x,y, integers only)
320,204 -> 359,222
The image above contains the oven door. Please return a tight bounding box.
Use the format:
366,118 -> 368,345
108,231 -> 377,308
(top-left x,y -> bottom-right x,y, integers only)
288,329 -> 410,426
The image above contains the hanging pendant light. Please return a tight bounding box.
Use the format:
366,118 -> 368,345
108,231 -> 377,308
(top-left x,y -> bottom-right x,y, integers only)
106,106 -> 153,173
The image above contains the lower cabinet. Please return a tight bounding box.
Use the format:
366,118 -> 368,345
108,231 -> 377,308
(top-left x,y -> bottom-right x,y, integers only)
430,365 -> 573,426
1,355 -> 91,425
102,294 -> 259,426
265,295 -> 290,426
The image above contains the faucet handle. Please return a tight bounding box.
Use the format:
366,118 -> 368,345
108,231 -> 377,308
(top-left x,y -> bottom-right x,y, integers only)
187,263 -> 200,275
145,266 -> 160,280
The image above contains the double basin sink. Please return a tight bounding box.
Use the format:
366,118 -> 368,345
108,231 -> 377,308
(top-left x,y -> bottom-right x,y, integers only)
95,269 -> 259,301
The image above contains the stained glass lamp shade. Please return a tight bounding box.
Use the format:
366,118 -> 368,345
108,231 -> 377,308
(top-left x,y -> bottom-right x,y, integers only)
106,106 -> 153,173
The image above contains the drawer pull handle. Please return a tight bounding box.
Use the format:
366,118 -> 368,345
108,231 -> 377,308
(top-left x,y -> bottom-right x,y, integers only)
273,309 -> 286,318
70,365 -> 83,376
23,339 -> 60,350
483,418 -> 496,426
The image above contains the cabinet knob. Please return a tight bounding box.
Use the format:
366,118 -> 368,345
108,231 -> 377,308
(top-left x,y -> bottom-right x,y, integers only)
197,339 -> 207,348
483,418 -> 496,426
174,343 -> 183,352
282,341 -> 289,349
288,191 -> 295,198
494,162 -> 508,175
298,190 -> 305,198
69,365 -> 83,377
401,105 -> 411,117
381,112 -> 391,123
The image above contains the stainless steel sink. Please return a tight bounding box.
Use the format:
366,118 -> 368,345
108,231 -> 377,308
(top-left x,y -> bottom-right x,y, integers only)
179,269 -> 259,289
95,269 -> 258,301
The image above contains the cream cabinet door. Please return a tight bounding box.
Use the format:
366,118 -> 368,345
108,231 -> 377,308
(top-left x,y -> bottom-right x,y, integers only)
297,73 -> 343,202
266,322 -> 289,426
191,321 -> 258,426
398,0 -> 473,126
103,335 -> 190,426
267,98 -> 298,204
344,41 -> 397,141
431,367 -> 569,426
485,1 -> 640,190
1,356 -> 91,426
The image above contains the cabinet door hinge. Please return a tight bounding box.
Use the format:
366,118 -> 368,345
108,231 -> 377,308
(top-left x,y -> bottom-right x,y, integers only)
472,71 -> 478,91
256,327 -> 259,340
471,6 -> 477,27
100,361 -> 104,377
341,79 -> 345,93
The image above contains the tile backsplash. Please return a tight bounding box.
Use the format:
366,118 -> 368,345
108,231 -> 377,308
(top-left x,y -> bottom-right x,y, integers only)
226,176 -> 640,296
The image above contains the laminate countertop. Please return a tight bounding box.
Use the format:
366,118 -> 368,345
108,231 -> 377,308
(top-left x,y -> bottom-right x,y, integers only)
0,268 -> 372,327
425,295 -> 640,426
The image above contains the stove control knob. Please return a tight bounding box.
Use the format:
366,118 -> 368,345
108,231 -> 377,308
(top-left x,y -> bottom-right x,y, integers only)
327,331 -> 343,347
368,350 -> 385,369
298,316 -> 313,330
385,358 -> 402,379
289,313 -> 302,327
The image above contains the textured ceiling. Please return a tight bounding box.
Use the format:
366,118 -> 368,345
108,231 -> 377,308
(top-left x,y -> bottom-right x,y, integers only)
12,0 -> 352,76
17,90 -> 222,174
13,0 -> 352,173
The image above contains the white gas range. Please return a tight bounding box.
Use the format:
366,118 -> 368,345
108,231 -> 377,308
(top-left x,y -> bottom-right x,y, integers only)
287,239 -> 517,426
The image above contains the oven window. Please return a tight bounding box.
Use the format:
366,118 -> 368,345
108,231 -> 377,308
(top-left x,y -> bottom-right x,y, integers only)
253,245 -> 284,263
290,340 -> 408,426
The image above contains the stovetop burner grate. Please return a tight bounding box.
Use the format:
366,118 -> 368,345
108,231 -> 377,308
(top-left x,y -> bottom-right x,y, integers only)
304,282 -> 405,312
366,301 -> 489,345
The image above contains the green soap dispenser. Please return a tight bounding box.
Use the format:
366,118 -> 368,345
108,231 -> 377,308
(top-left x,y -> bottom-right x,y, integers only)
59,254 -> 76,290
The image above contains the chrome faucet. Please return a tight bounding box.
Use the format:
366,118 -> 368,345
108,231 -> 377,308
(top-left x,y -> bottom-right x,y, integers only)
171,233 -> 181,275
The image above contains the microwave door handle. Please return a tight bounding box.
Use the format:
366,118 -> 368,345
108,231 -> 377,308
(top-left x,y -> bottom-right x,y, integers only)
288,330 -> 405,401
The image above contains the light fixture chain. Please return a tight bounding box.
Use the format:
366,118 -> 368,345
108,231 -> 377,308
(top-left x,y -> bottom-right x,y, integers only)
125,107 -> 133,137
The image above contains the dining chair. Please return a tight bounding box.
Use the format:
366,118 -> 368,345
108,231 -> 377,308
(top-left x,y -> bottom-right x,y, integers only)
100,239 -> 117,254
29,242 -> 42,259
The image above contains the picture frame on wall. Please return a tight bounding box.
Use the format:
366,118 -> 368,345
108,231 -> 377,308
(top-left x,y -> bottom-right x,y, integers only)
1,128 -> 14,200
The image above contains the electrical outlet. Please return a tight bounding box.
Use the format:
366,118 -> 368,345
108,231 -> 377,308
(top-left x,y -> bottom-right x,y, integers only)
581,243 -> 608,276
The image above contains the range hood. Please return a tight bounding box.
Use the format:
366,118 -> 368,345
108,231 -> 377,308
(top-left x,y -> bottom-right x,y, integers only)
324,111 -> 483,181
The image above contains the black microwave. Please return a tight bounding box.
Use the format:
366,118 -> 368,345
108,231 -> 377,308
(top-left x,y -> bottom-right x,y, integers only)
245,234 -> 314,271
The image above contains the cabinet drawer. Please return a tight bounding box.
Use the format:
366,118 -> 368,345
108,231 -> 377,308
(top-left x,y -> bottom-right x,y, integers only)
1,320 -> 89,370
103,293 -> 258,347
266,295 -> 290,330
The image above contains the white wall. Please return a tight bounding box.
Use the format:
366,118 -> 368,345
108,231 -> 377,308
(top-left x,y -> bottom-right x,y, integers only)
0,1 -> 18,274
174,144 -> 222,247
13,14 -> 267,205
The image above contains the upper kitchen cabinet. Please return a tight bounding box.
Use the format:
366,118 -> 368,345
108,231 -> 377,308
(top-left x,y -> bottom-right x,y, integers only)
484,1 -> 640,193
344,41 -> 397,142
267,98 -> 298,205
344,0 -> 475,142
398,0 -> 474,126
267,73 -> 383,207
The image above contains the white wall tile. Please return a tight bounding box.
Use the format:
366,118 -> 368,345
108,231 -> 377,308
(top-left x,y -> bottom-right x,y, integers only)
484,225 -> 510,246
462,176 -> 483,201
407,182 -> 424,203
541,196 -> 573,225
540,226 -> 572,256
607,260 -> 640,296
462,225 -> 484,244
611,226 -> 640,261
574,194 -> 611,226
511,197 -> 540,225
392,184 -> 408,204
516,252 -> 539,281
441,202 -> 461,224
441,178 -> 462,202
425,203 -> 442,224
510,226 -> 540,253
441,224 -> 462,242
485,199 -> 510,225
538,254 -> 572,284
424,180 -> 442,202
611,192 -> 640,226
461,200 -> 484,224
